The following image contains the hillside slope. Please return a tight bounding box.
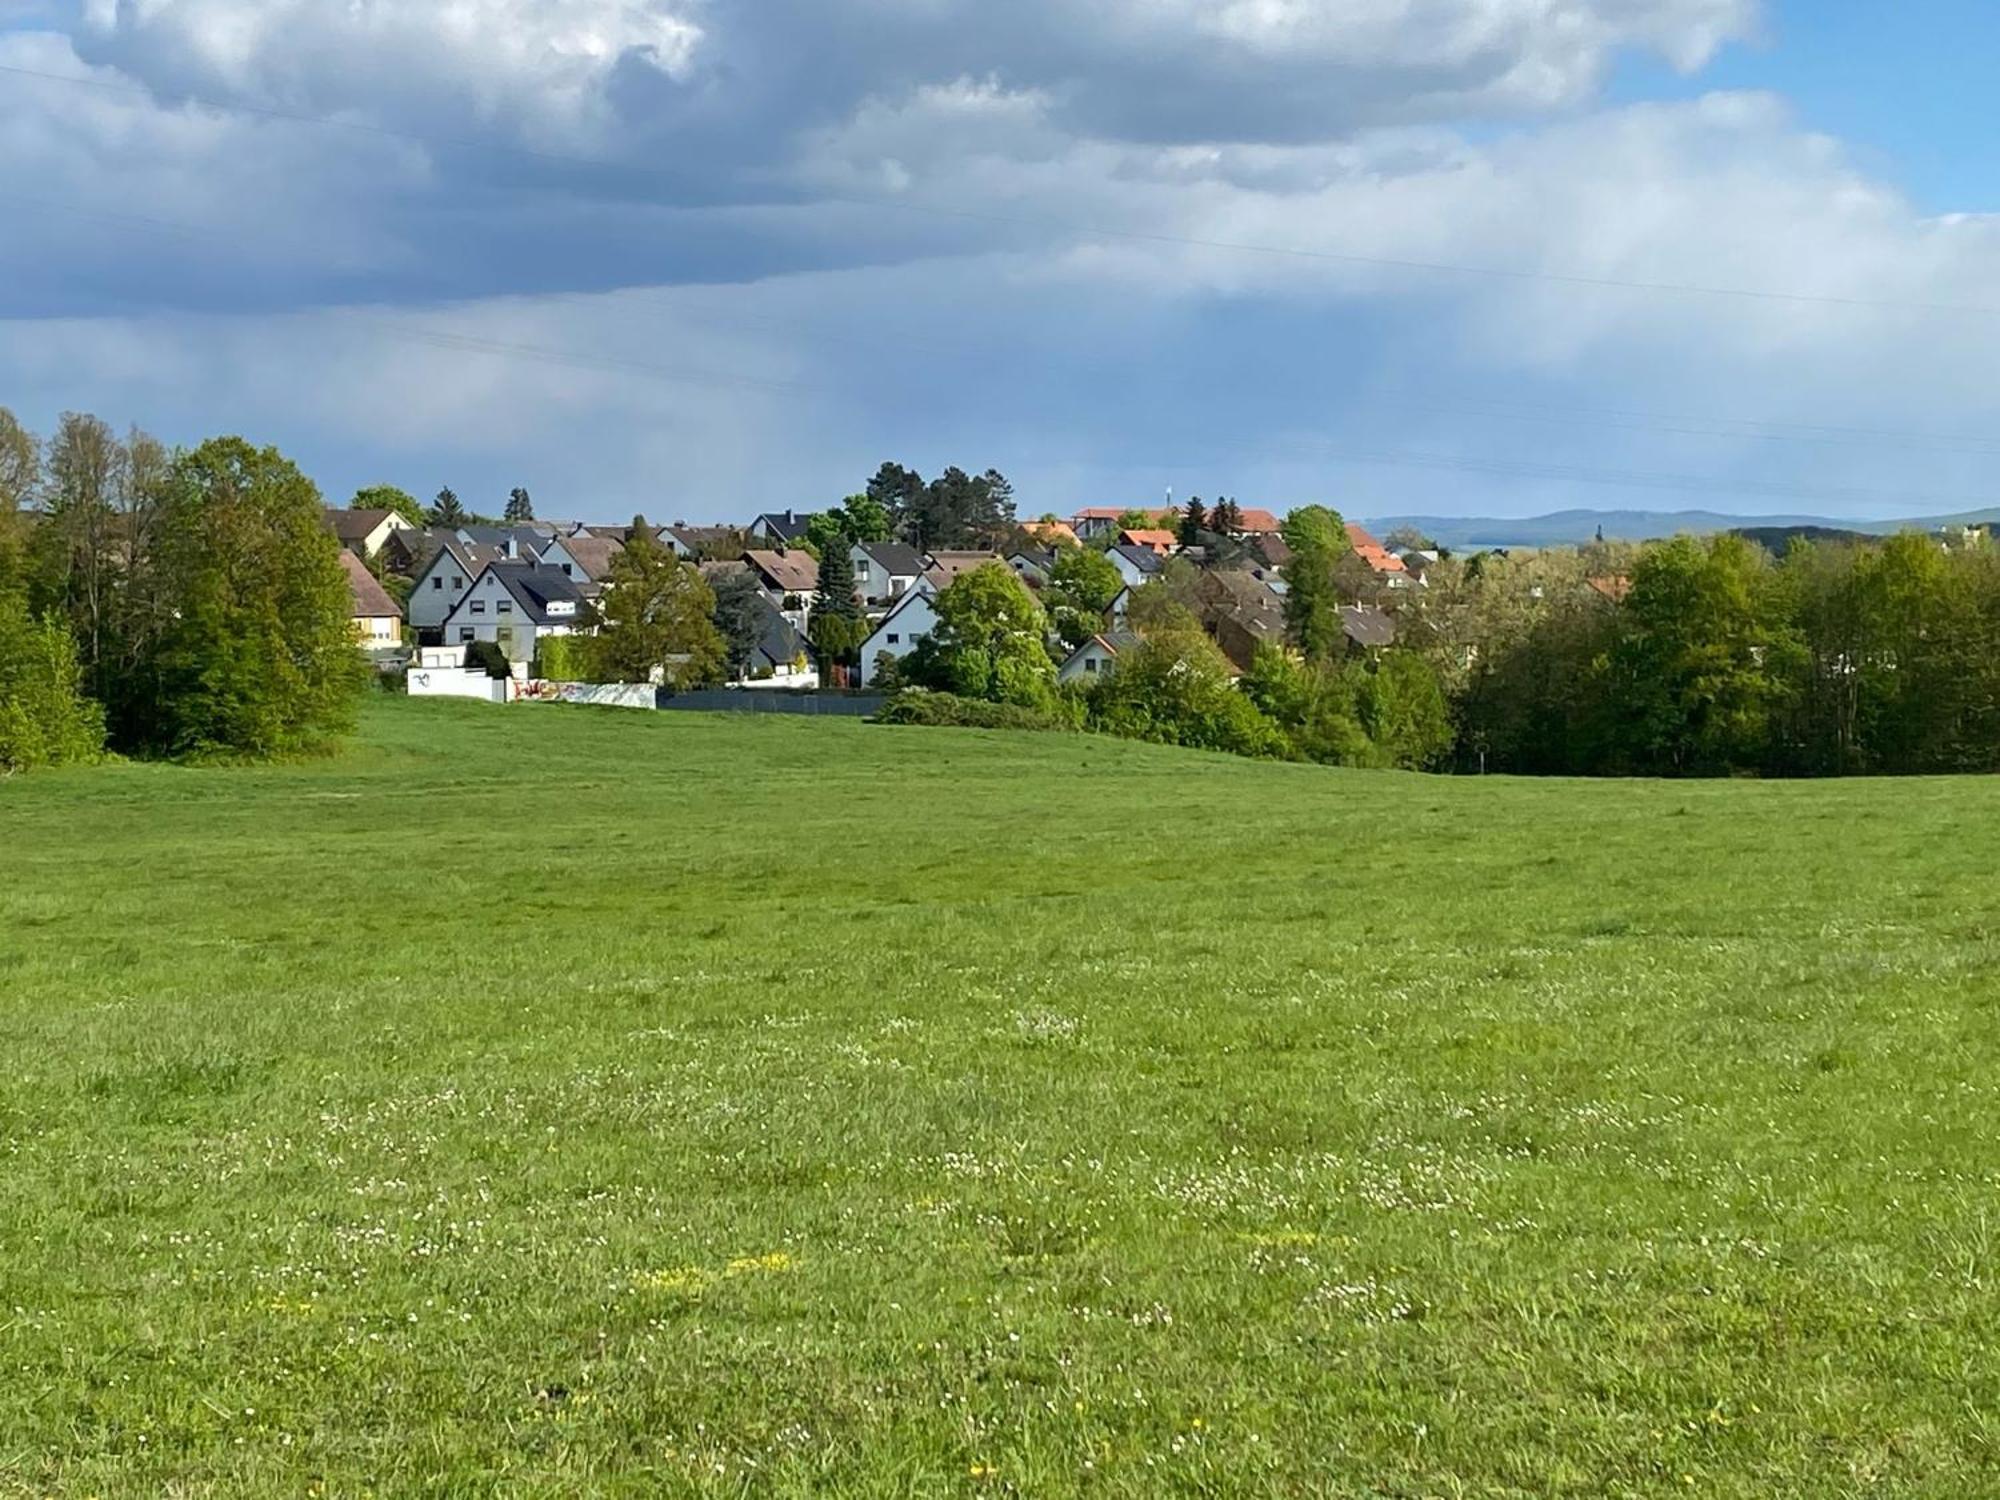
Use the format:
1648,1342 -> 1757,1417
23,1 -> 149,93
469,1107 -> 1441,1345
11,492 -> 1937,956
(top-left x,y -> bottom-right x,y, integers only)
4,701 -> 1998,1495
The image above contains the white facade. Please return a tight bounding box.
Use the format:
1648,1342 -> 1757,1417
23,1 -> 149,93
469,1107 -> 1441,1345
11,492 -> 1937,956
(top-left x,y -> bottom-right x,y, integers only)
852,544 -> 921,606
537,536 -> 590,580
355,613 -> 402,647
1059,637 -> 1123,684
407,544 -> 482,638
1107,548 -> 1158,590
858,586 -> 939,687
438,568 -> 582,663
349,512 -> 416,558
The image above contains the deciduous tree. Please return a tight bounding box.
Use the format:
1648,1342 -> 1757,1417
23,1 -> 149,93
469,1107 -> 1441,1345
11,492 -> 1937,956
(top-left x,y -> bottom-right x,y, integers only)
593,522 -> 724,690
352,485 -> 423,527
130,437 -> 365,758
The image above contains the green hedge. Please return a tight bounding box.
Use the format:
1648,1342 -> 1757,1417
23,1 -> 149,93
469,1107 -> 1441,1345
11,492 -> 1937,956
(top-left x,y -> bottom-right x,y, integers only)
875,690 -> 1076,733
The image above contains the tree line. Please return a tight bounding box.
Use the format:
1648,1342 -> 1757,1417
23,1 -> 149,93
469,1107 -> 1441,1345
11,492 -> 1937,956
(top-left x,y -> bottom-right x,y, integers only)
1422,529 -> 2000,776
0,408 -> 362,771
877,501 -> 2000,779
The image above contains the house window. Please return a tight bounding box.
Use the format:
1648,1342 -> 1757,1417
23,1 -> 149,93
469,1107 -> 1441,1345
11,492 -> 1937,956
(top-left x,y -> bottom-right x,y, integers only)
887,633 -> 900,646
560,563 -> 572,576
471,600 -> 486,614
498,600 -> 513,614
496,628 -> 513,649
452,576 -> 464,589
1085,658 -> 1100,673
432,576 -> 444,591
459,628 -> 474,643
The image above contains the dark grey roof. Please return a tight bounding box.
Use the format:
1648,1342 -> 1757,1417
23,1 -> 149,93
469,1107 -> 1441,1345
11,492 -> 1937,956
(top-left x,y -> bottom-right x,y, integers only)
1111,542 -> 1164,575
754,600 -> 803,667
486,562 -> 589,625
1341,605 -> 1397,649
458,524 -> 547,558
860,541 -> 925,576
753,510 -> 816,543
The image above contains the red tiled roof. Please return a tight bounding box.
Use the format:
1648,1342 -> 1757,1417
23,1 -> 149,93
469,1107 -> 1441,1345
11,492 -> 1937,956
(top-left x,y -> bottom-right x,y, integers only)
1120,529 -> 1177,555
1022,520 -> 1079,545
339,550 -> 402,619
1345,522 -> 1407,575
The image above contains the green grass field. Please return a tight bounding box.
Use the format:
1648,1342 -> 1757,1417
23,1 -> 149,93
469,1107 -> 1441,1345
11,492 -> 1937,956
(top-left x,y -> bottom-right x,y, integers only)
4,700 -> 1999,1496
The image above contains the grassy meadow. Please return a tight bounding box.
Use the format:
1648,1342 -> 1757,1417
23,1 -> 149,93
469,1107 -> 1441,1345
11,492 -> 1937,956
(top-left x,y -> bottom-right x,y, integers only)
3,698 -> 1999,1496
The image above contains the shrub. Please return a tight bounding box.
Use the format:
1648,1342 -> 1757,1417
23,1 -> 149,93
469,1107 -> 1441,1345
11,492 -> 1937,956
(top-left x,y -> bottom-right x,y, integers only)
875,690 -> 1076,733
1085,625 -> 1288,759
0,598 -> 106,772
532,634 -> 596,682
463,640 -> 513,679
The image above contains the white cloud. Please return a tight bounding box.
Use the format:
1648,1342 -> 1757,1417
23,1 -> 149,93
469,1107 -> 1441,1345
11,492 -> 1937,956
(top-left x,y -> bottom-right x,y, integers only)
13,0 -> 2000,522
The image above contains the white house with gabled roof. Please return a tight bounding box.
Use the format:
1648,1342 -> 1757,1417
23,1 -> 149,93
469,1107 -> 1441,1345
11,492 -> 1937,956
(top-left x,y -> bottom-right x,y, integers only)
437,561 -> 591,664
406,535 -> 500,645
858,581 -> 939,687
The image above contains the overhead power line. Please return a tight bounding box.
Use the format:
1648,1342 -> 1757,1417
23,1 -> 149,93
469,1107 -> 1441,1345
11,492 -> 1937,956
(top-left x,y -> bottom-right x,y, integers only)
6,59 -> 2000,320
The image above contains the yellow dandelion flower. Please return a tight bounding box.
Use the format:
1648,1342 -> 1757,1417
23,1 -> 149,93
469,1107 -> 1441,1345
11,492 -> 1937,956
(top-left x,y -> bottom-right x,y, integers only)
724,1251 -> 795,1277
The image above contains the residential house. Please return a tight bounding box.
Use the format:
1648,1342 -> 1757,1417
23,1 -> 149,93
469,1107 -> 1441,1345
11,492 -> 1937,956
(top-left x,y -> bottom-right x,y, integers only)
1210,609 -> 1283,675
749,510 -> 816,545
339,551 -> 404,649
858,583 -> 939,687
537,533 -> 627,593
1345,523 -> 1411,586
406,535 -> 502,645
1200,567 -> 1288,674
437,561 -> 590,665
1341,604 -> 1397,652
1107,542 -> 1165,590
922,551 -> 1005,589
1118,528 -> 1178,556
853,541 -> 926,606
1247,533 -> 1294,572
1228,508 -> 1285,536
733,592 -> 812,681
1021,519 -> 1079,547
1073,506 -> 1175,541
742,547 -> 819,632
1058,628 -> 1141,685
456,524 -> 548,562
661,523 -> 747,561
325,506 -> 418,560
378,525 -> 434,577
1007,547 -> 1060,587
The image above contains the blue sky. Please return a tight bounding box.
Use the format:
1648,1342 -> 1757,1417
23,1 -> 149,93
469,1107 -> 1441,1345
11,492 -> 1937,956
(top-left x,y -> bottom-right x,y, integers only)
4,1 -> 1999,525
1610,0 -> 2000,213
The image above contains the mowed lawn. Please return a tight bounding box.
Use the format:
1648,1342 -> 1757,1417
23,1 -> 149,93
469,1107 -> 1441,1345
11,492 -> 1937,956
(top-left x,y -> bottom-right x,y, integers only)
4,701 -> 1999,1497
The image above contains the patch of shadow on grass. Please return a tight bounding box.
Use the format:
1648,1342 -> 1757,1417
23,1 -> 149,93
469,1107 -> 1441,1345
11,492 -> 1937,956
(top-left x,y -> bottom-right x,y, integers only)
83,1053 -> 262,1124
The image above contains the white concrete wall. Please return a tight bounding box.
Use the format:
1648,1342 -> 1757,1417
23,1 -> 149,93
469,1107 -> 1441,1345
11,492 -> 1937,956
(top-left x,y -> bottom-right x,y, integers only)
407,667 -> 508,703
519,681 -> 655,709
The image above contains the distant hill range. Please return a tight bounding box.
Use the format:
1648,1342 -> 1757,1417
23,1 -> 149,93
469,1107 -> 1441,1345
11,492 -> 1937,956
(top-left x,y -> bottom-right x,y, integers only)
1361,507 -> 2000,551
